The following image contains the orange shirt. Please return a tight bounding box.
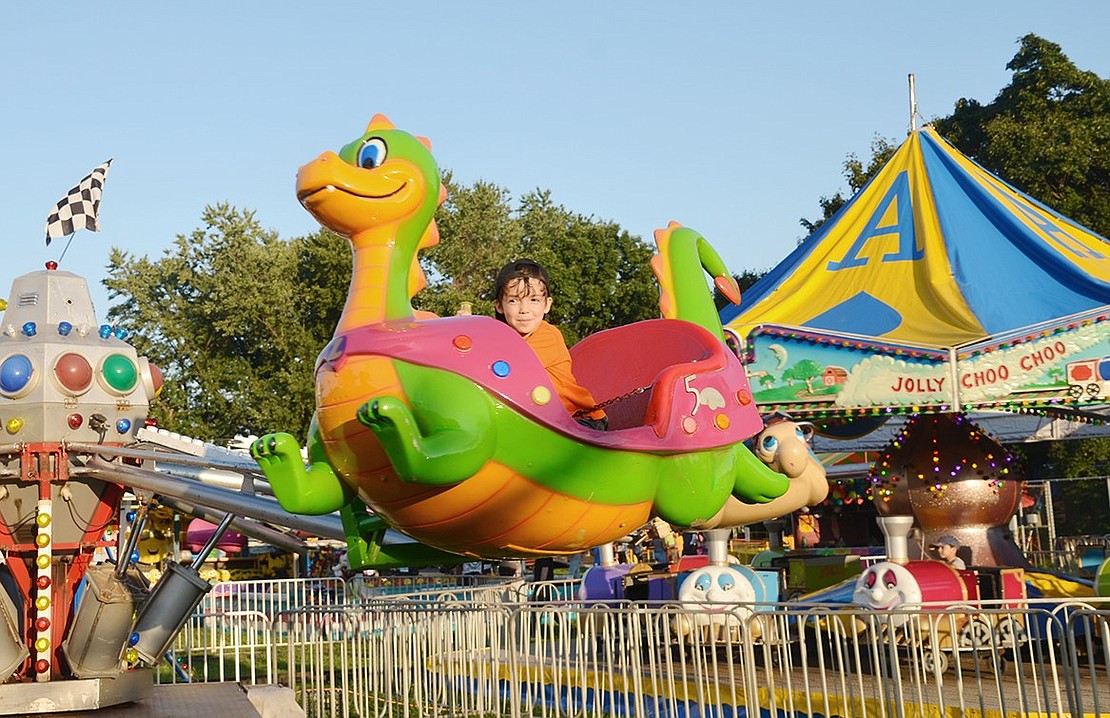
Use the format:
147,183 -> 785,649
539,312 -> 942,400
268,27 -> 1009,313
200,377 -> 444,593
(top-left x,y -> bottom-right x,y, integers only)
524,321 -> 605,421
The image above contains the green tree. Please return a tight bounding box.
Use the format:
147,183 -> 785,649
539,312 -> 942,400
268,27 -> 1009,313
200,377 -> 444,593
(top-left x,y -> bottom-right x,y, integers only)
104,204 -> 349,442
787,358 -> 824,394
803,37 -> 1110,240
416,173 -> 523,319
421,181 -> 660,346
1015,441 -> 1110,536
935,34 -> 1110,236
516,189 -> 658,345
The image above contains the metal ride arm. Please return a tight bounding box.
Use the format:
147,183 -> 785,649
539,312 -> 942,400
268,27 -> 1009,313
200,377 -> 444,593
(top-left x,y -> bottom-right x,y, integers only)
83,451 -> 458,567
85,455 -> 346,541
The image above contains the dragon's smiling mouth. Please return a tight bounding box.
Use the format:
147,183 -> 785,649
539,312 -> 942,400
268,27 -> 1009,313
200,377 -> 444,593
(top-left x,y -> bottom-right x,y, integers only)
298,183 -> 407,203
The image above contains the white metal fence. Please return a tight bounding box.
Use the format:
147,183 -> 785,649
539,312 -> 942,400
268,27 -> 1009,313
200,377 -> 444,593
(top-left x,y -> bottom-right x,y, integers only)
158,577 -> 1110,717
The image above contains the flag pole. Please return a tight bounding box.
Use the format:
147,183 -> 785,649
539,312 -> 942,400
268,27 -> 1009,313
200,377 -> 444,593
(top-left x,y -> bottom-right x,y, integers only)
57,232 -> 77,265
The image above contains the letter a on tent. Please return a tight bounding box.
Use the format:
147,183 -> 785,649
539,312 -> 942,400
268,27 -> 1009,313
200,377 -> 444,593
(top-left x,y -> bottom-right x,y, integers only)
722,127 -> 1110,349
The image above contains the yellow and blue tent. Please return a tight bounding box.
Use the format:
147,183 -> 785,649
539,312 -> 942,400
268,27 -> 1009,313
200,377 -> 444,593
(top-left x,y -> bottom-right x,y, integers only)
722,126 -> 1110,349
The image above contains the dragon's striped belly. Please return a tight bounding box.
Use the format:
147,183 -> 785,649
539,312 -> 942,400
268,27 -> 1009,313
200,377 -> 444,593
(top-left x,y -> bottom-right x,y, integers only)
383,462 -> 651,556
316,354 -> 651,556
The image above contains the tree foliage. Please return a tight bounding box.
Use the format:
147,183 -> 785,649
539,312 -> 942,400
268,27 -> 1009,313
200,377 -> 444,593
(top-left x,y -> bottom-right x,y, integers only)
104,204 -> 349,443
935,34 -> 1110,236
419,177 -> 659,346
1013,441 -> 1110,536
415,173 -> 522,319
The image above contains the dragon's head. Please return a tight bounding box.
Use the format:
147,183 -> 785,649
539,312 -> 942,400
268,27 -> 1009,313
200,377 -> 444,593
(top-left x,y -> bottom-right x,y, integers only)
297,115 -> 447,314
297,114 -> 443,238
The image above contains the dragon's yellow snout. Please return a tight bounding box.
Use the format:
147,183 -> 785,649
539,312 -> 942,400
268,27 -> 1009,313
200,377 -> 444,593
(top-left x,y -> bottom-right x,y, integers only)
296,151 -> 427,238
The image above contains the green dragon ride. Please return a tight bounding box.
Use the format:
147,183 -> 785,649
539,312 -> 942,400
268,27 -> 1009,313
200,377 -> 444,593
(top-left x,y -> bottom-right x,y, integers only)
251,114 -> 807,568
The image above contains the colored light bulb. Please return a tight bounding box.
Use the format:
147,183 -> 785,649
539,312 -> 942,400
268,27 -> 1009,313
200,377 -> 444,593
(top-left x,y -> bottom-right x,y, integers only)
101,353 -> 138,393
55,352 -> 93,394
0,354 -> 33,395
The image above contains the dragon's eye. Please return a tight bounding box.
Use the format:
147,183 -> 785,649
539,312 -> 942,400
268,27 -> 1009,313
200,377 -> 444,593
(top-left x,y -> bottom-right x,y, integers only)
760,436 -> 778,452
358,138 -> 387,169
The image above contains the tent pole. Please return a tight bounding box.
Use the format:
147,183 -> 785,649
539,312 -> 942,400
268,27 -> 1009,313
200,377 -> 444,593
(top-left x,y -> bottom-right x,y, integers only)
908,73 -> 918,133
948,347 -> 960,413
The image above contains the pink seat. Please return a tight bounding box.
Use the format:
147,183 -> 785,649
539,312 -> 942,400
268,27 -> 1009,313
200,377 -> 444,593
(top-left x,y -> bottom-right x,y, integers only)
570,319 -> 728,433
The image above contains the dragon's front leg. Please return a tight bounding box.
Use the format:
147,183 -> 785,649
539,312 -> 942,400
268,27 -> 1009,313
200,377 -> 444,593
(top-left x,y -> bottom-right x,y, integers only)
251,415 -> 355,514
356,368 -> 496,485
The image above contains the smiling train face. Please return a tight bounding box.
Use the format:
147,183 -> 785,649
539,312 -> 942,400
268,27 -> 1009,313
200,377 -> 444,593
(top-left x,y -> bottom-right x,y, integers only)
852,561 -> 922,619
679,565 -> 757,626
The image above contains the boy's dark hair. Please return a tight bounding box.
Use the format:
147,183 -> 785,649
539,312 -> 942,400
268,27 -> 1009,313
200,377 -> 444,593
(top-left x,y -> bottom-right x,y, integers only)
493,259 -> 553,305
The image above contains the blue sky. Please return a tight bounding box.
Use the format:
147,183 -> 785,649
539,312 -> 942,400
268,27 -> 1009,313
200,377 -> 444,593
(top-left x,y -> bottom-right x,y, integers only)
3,3 -> 1108,318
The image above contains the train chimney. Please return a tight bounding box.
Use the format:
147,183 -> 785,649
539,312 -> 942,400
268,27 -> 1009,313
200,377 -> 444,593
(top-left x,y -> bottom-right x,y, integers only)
877,515 -> 915,564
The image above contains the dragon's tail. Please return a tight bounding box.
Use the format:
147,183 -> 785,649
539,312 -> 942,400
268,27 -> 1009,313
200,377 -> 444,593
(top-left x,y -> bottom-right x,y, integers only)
651,221 -> 741,339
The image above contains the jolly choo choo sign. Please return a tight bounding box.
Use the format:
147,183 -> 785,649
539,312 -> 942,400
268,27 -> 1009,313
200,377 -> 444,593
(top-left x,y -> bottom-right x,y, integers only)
743,311 -> 1110,414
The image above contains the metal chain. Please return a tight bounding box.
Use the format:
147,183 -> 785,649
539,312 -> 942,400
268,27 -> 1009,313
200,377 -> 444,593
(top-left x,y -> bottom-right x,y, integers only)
573,384 -> 653,417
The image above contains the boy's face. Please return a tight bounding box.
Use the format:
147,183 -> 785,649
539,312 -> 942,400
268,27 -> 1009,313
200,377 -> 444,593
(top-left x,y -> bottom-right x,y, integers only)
496,277 -> 552,336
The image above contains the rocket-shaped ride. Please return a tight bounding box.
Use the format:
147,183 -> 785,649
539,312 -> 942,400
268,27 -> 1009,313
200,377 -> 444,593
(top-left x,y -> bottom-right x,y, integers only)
0,262 -> 163,707
0,262 -> 368,714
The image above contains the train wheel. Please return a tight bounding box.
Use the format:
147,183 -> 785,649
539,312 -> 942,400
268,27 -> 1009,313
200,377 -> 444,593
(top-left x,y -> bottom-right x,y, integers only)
1068,385 -> 1084,399
922,648 -> 948,674
996,617 -> 1026,649
959,618 -> 994,649
1086,383 -> 1101,398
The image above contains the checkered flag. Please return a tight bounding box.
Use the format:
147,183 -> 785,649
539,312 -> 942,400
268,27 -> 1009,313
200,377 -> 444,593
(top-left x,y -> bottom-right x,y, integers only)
44,160 -> 112,245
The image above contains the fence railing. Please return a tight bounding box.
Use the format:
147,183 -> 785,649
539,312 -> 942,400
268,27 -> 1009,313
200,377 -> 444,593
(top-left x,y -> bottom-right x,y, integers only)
158,576 -> 1110,717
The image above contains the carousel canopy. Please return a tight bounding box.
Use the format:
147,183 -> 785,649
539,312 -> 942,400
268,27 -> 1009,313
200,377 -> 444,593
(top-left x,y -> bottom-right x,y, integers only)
723,126 -> 1110,349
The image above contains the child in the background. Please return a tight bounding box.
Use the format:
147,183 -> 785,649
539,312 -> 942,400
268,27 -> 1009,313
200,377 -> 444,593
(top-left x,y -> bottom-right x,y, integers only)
493,259 -> 608,430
